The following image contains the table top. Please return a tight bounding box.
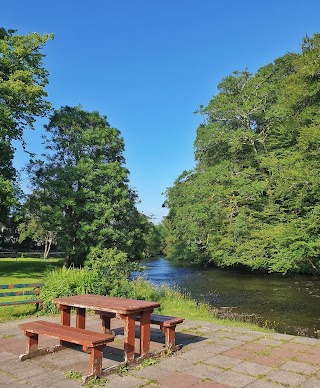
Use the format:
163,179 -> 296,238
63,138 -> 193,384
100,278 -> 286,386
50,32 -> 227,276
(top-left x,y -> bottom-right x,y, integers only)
52,294 -> 160,315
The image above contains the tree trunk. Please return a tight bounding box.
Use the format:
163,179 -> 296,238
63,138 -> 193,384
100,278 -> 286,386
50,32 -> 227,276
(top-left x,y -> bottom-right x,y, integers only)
43,238 -> 52,259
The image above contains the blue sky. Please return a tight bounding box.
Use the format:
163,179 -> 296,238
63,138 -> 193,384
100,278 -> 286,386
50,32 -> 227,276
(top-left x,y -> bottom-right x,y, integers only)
2,0 -> 320,223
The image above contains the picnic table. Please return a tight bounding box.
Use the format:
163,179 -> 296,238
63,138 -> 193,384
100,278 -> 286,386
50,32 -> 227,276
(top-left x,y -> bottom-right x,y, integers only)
52,294 -> 160,362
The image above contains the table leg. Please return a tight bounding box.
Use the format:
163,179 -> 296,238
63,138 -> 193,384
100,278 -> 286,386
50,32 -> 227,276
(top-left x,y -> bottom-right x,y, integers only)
122,313 -> 136,362
59,304 -> 71,346
76,307 -> 86,329
140,309 -> 152,357
60,305 -> 71,326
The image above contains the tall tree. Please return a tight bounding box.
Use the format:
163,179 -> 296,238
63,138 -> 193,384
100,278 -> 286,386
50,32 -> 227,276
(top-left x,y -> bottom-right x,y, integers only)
165,33 -> 320,274
0,28 -> 53,224
29,106 -> 147,266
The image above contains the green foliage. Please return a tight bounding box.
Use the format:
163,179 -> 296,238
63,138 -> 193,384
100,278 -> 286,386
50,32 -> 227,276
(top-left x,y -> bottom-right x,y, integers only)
84,247 -> 140,297
27,105 -> 149,266
17,192 -> 57,258
0,28 -> 53,224
165,33 -> 320,274
64,371 -> 82,380
85,376 -> 108,387
124,276 -> 161,301
0,28 -> 53,142
142,219 -> 164,258
40,266 -> 100,313
40,248 -> 149,311
116,364 -> 129,375
139,357 -> 158,368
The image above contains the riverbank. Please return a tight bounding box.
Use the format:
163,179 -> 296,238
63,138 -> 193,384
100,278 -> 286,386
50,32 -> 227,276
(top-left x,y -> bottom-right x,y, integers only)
1,314 -> 320,387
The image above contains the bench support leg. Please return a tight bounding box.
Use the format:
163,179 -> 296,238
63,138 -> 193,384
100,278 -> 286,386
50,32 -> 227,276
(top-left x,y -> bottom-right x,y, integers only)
89,345 -> 104,376
26,331 -> 38,353
163,326 -> 176,348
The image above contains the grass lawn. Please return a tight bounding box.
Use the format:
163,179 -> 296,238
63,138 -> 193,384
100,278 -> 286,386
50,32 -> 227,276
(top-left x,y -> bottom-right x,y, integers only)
0,257 -> 63,322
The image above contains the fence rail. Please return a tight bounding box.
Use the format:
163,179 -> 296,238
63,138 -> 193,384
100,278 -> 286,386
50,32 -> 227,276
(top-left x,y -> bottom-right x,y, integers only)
0,252 -> 65,259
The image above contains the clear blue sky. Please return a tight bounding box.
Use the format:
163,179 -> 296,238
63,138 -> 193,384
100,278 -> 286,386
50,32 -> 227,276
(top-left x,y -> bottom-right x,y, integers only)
2,0 -> 320,223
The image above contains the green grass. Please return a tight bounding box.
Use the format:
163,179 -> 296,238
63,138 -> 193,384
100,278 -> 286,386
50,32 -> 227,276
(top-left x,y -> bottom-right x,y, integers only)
0,257 -> 63,283
0,257 -> 63,322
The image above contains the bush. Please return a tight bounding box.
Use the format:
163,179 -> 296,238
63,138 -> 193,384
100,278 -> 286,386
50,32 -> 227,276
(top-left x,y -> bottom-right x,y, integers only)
84,247 -> 140,297
40,247 -> 144,311
40,266 -> 100,313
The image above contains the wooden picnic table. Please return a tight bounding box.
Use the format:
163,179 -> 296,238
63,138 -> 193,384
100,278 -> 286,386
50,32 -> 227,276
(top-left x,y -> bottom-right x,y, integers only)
52,294 -> 160,362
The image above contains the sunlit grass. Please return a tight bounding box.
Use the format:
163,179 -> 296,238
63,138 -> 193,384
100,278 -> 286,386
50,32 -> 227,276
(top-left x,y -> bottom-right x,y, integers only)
0,257 -> 63,283
0,257 -> 63,322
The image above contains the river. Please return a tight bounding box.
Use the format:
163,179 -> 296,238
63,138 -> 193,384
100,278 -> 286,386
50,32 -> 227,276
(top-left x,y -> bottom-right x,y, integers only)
136,256 -> 320,338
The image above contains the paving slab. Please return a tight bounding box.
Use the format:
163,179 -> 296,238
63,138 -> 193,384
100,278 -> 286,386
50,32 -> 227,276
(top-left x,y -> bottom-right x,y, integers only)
0,314 -> 320,387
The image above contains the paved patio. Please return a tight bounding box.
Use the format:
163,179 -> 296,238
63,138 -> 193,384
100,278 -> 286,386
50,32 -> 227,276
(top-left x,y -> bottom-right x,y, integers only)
0,313 -> 319,387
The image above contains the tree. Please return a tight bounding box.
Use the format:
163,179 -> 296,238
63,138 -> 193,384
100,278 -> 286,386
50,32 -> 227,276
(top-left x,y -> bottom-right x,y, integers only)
142,217 -> 163,258
29,106 -> 147,266
165,33 -> 320,274
17,191 -> 57,258
0,28 -> 53,224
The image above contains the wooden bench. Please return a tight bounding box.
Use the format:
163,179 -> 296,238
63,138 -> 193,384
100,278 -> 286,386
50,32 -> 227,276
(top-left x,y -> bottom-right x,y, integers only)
0,283 -> 43,308
19,320 -> 114,380
96,312 -> 184,349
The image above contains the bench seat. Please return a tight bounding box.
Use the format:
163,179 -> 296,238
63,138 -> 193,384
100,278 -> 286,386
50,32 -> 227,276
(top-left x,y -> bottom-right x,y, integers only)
19,320 -> 114,378
96,312 -> 184,349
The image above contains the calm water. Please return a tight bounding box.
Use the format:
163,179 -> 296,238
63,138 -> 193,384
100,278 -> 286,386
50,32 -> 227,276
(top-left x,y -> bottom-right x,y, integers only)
135,256 -> 320,337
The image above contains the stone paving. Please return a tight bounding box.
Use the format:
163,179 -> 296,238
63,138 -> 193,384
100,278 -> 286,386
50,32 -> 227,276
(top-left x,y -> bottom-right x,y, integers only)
0,314 -> 319,387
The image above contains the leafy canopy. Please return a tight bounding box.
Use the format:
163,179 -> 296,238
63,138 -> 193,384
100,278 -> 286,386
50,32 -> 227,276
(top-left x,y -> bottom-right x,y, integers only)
165,33 -> 320,274
28,105 -> 147,266
0,28 -> 53,224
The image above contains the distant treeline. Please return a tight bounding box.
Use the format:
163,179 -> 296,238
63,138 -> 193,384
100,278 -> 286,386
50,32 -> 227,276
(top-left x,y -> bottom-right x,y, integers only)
163,33 -> 320,274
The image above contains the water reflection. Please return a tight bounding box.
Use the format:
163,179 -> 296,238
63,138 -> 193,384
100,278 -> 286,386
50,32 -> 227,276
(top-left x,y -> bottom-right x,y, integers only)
135,256 -> 320,337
